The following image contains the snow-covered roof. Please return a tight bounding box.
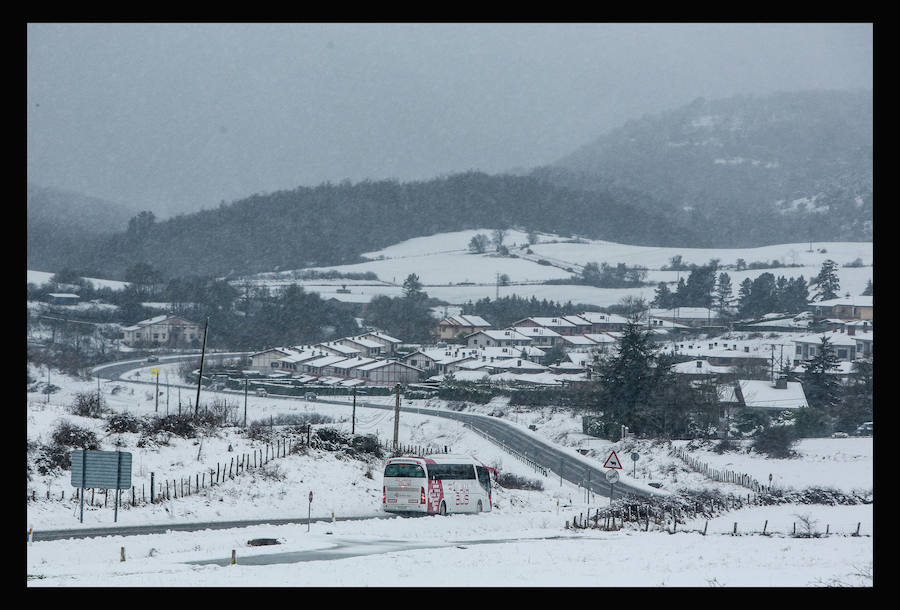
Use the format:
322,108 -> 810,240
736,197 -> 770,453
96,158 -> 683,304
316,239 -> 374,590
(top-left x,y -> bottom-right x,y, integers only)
521,317 -> 576,327
649,307 -> 720,320
250,347 -> 294,358
671,360 -> 735,375
487,358 -> 547,371
792,331 -> 861,347
339,378 -> 366,387
361,331 -> 402,344
303,355 -> 352,368
343,337 -> 384,349
511,326 -> 562,338
560,335 -> 596,345
279,349 -> 321,364
561,315 -> 593,327
814,296 -> 873,308
737,380 -> 808,409
317,342 -> 361,355
575,311 -> 630,325
477,346 -> 545,359
441,314 -> 491,327
330,357 -> 379,370
356,360 -> 424,372
468,329 -> 532,341
582,333 -> 618,344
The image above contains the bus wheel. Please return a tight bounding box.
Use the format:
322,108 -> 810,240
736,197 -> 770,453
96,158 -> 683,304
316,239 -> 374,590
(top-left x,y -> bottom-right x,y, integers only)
439,502 -> 447,516
477,500 -> 483,512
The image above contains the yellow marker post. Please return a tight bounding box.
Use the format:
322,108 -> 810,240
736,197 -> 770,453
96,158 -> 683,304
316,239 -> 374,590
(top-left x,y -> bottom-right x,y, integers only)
151,368 -> 160,412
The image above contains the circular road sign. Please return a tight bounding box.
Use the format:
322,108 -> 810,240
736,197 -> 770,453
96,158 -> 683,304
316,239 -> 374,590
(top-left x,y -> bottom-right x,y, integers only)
631,452 -> 640,462
605,469 -> 619,484
309,491 -> 313,503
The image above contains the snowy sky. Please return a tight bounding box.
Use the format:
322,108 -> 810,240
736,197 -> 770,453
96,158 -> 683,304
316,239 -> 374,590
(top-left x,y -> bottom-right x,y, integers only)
27,23 -> 873,217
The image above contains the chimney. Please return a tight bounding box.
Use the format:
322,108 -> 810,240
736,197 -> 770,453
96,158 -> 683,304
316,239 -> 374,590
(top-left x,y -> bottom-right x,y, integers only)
696,360 -> 703,369
848,326 -> 855,336
775,377 -> 788,389
517,359 -> 522,366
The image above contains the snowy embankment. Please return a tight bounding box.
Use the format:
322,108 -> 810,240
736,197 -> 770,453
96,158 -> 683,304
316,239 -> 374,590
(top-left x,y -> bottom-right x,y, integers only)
27,364 -> 873,586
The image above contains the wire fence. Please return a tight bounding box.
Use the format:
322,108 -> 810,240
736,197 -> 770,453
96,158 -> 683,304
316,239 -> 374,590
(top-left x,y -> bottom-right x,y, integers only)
463,423 -> 549,476
672,445 -> 772,493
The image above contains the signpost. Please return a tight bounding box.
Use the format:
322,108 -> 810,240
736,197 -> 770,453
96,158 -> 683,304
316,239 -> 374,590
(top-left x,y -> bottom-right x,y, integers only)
71,450 -> 132,523
308,491 -> 313,532
603,450 -> 623,470
603,451 -> 622,501
631,451 -> 640,478
605,468 -> 619,499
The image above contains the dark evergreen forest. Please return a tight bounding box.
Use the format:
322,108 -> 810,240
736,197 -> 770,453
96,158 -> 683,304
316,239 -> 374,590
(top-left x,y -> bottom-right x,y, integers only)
35,171 -> 698,280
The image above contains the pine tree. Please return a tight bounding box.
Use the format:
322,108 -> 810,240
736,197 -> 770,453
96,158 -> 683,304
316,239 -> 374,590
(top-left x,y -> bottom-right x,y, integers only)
802,336 -> 842,414
811,259 -> 841,301
594,321 -> 660,430
653,282 -> 675,309
715,272 -> 733,314
861,279 -> 873,296
737,278 -> 753,317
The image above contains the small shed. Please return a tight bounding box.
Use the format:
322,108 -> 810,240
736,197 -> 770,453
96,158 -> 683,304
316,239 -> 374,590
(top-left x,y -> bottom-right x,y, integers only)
47,293 -> 80,305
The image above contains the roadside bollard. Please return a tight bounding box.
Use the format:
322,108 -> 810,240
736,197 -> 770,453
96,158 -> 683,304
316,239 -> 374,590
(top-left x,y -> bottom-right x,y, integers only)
231,549 -> 236,565
121,547 -> 126,562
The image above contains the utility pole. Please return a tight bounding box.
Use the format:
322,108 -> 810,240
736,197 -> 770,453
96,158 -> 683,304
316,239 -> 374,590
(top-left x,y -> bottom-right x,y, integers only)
154,369 -> 159,413
244,378 -> 248,427
352,386 -> 357,435
194,317 -> 209,416
392,383 -> 401,450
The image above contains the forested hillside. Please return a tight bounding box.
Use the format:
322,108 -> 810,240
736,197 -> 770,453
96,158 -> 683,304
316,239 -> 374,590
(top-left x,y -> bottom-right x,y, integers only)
41,172 -> 698,279
548,89 -> 873,246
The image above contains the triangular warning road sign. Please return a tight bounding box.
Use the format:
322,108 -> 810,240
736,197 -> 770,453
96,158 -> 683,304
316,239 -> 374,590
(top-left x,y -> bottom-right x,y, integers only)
603,450 -> 623,469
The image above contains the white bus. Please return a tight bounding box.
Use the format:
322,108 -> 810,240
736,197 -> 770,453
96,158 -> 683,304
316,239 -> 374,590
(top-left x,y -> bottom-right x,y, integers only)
382,454 -> 494,515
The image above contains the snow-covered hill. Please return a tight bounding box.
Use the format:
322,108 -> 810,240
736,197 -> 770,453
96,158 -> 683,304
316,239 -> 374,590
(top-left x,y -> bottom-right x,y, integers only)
239,230 -> 873,308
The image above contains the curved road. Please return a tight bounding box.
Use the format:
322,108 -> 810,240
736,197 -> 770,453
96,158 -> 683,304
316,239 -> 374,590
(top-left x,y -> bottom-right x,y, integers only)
41,355 -> 656,542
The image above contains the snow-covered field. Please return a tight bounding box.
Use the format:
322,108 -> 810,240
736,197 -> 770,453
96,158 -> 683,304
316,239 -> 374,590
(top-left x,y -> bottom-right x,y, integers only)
239,230 -> 873,307
27,269 -> 129,291
26,363 -> 873,587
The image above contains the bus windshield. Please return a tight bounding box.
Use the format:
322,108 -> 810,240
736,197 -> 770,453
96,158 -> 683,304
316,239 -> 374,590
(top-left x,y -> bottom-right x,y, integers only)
384,463 -> 426,478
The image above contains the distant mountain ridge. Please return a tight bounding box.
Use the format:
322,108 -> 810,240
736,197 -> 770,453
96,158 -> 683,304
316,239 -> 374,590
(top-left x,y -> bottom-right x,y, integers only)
547,89 -> 873,245
27,183 -> 137,274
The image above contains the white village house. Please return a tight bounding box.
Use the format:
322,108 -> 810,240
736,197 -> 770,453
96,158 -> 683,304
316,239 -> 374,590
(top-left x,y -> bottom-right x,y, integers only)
120,314 -> 202,347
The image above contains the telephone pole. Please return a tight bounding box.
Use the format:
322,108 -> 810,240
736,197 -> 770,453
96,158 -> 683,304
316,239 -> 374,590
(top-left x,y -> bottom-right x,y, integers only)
392,383 -> 401,450
194,317 -> 209,416
352,386 -> 357,435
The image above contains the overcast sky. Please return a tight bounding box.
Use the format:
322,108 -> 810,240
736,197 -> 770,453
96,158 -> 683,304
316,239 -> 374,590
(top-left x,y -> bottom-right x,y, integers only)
27,22 -> 873,217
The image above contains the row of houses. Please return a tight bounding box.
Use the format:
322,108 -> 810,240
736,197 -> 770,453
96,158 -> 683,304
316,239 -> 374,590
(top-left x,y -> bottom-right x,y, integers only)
436,312 -> 634,341
248,331 -> 425,386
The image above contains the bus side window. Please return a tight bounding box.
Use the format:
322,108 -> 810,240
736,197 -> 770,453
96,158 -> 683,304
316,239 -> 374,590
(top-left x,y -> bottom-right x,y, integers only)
476,466 -> 490,492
